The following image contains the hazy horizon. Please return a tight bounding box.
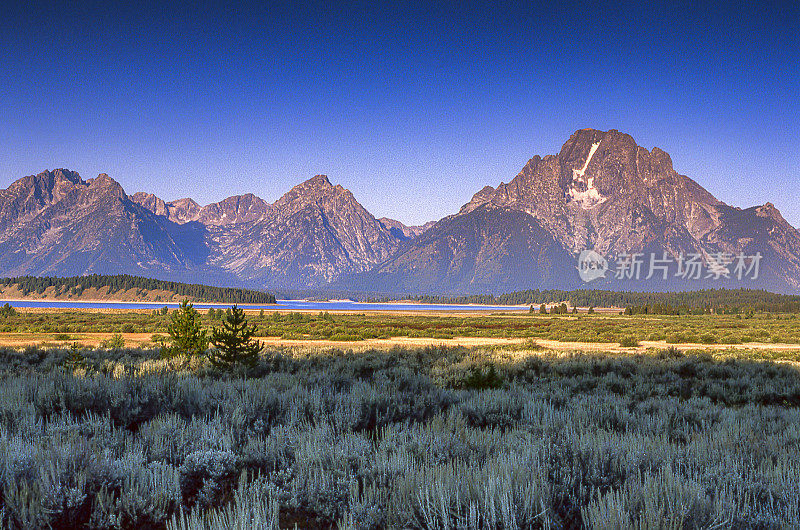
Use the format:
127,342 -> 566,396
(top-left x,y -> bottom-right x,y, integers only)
2,2 -> 798,227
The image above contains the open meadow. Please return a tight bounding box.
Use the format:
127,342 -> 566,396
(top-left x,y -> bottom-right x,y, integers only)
2,307 -> 800,350
1,309 -> 800,528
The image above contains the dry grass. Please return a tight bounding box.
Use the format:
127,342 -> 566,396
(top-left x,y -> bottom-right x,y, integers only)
4,331 -> 800,359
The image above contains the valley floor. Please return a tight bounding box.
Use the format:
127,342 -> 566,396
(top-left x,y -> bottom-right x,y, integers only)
5,330 -> 800,357
2,307 -> 800,354
1,310 -> 800,528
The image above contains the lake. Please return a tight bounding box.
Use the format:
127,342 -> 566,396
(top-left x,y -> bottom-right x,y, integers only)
0,299 -> 528,312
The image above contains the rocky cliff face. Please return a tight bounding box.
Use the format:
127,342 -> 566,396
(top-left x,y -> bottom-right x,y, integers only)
197,194 -> 273,226
0,170 -> 199,277
347,205 -> 578,294
460,129 -> 723,258
2,171 -> 402,288
3,129 -> 799,293
378,217 -> 436,240
131,193 -> 273,226
208,175 -> 403,288
359,129 -> 800,293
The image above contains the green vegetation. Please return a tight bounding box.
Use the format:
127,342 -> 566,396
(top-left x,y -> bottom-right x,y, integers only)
0,303 -> 16,317
209,305 -> 262,371
0,274 -> 276,304
99,332 -> 125,349
164,301 -> 208,357
253,311 -> 800,345
618,335 -> 640,348
2,310 -> 800,346
397,288 -> 800,313
0,344 -> 799,527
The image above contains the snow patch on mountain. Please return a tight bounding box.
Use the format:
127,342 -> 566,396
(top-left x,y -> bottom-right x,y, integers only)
567,141 -> 606,209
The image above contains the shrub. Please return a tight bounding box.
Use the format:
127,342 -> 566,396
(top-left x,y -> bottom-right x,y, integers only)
2,344 -> 800,527
100,333 -> 125,349
658,345 -> 683,359
179,450 -> 237,508
699,333 -> 718,344
452,364 -> 505,390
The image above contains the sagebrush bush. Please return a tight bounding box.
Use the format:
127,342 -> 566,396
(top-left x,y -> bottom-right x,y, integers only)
618,336 -> 640,348
0,345 -> 799,528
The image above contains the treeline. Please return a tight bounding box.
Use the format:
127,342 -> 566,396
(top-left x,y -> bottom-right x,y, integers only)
0,275 -> 276,304
397,288 -> 800,313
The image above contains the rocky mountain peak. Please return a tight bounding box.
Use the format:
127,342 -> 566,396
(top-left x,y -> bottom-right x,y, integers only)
50,168 -> 83,185
756,202 -> 789,225
198,193 -> 273,225
171,198 -> 201,209
166,198 -> 202,223
131,192 -> 169,217
274,174 -> 347,210
88,173 -> 116,187
87,173 -> 126,199
459,185 -> 497,214
449,128 -> 733,258
306,174 -> 332,188
131,191 -> 273,226
650,147 -> 674,171
2,131 -> 799,294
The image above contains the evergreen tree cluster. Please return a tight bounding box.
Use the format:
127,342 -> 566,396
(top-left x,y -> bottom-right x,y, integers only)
407,288 -> 800,313
164,301 -> 263,373
0,274 -> 276,304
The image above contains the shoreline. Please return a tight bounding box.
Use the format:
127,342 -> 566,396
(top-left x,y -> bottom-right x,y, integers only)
0,297 -> 533,310
0,297 -> 629,313
0,298 -> 277,307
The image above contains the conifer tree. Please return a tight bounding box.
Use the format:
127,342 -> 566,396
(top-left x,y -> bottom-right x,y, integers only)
164,300 -> 208,357
209,305 -> 262,370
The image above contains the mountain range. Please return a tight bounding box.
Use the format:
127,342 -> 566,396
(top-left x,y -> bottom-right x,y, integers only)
1,129 -> 798,294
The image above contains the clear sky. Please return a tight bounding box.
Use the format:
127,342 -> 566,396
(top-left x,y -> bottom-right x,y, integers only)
1,1 -> 798,227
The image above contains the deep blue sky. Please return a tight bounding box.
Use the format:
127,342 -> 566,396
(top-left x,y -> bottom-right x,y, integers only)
1,1 -> 798,226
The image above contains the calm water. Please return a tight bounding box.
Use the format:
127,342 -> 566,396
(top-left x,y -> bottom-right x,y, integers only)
0,299 -> 527,312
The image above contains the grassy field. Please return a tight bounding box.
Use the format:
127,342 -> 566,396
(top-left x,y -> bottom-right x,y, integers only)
1,342 -> 800,528
2,308 -> 800,347
1,310 -> 800,528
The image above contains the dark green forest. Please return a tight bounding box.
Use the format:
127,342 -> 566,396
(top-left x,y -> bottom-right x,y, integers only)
0,275 -> 276,304
395,288 -> 800,313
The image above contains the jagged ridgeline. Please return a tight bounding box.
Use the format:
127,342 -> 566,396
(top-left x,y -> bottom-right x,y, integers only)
406,288 -> 800,313
3,129 -> 800,294
0,275 -> 276,304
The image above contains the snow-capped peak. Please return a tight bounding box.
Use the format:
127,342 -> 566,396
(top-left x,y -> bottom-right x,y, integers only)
567,141 -> 606,209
